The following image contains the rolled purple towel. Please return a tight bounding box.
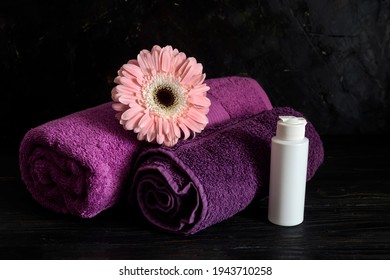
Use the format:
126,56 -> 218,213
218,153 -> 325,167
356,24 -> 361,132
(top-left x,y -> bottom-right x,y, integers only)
131,107 -> 324,235
19,76 -> 272,218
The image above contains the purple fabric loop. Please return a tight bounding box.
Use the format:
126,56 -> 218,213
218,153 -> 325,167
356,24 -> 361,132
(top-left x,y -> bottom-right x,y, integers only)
132,107 -> 324,235
19,76 -> 272,218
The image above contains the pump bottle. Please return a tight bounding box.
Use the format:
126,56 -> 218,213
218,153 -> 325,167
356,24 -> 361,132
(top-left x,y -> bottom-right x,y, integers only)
268,116 -> 309,226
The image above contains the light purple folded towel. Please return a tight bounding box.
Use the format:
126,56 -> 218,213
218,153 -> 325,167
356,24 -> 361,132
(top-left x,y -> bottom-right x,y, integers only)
19,76 -> 272,218
131,107 -> 324,235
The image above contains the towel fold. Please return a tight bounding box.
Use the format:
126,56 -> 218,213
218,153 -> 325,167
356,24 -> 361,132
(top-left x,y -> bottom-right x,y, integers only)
19,76 -> 272,218
131,107 -> 324,235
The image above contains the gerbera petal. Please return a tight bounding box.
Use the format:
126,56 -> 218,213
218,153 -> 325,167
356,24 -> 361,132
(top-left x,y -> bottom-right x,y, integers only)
146,121 -> 156,142
187,108 -> 209,125
178,121 -> 191,140
181,65 -> 202,86
196,106 -> 210,115
115,112 -> 122,120
151,46 -> 161,73
163,45 -> 173,53
118,76 -> 142,89
116,84 -> 141,94
172,47 -> 179,56
179,59 -> 199,85
138,111 -> 152,128
111,87 -> 119,100
193,63 -> 203,75
112,102 -> 128,112
177,57 -> 195,77
189,84 -> 210,96
121,105 -> 144,121
112,88 -> 138,101
141,115 -> 154,133
163,138 -> 174,147
115,92 -> 138,101
179,116 -> 202,133
165,120 -> 179,145
127,59 -> 139,66
118,95 -> 137,105
161,49 -> 172,73
172,121 -> 181,139
151,45 -> 162,53
137,132 -> 146,141
187,72 -> 205,86
163,118 -> 170,134
156,118 -> 164,144
174,52 -> 188,75
198,73 -> 206,85
113,76 -> 121,84
188,95 -> 211,107
123,63 -> 144,79
111,85 -> 136,98
124,112 -> 143,130
119,68 -> 134,80
137,50 -> 153,75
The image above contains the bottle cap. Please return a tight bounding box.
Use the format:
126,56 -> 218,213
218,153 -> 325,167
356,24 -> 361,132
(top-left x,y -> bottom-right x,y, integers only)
276,116 -> 307,141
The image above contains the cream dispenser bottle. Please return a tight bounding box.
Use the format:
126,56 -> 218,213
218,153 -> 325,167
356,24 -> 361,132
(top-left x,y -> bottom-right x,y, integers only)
268,116 -> 309,226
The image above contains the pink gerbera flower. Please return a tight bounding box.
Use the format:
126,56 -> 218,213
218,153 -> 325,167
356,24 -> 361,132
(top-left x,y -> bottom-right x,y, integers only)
111,45 -> 211,147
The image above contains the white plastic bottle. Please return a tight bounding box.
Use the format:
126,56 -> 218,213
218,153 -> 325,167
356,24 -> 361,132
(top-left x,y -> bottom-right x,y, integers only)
268,116 -> 309,226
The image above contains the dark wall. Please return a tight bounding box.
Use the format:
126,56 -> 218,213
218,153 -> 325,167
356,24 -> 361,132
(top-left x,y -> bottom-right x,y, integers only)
1,0 -> 389,152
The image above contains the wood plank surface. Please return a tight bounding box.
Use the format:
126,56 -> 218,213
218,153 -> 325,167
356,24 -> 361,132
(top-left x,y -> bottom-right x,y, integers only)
0,136 -> 389,260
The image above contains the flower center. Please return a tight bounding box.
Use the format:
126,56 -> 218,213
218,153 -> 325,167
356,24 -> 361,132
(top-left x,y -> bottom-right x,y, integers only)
143,75 -> 187,118
154,87 -> 175,108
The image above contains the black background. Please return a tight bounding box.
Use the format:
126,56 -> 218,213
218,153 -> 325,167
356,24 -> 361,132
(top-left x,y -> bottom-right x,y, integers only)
1,0 -> 389,154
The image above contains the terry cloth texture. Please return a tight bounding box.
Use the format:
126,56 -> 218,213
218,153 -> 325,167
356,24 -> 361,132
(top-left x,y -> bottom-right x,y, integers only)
131,107 -> 324,235
19,76 -> 272,218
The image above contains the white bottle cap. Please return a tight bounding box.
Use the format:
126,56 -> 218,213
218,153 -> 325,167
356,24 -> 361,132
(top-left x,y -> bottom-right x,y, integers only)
276,116 -> 307,141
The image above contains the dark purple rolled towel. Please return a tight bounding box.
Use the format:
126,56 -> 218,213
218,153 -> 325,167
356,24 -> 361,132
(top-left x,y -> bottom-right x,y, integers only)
19,76 -> 272,218
131,107 -> 324,235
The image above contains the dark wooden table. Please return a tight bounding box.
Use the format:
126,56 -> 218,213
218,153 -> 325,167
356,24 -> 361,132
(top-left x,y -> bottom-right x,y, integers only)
1,136 -> 389,260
